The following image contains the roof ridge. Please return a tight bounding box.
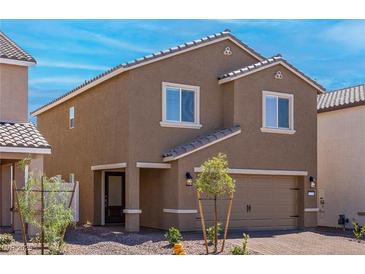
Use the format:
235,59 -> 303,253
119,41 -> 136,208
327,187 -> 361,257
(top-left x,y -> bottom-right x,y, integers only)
32,30 -> 265,115
326,83 -> 365,94
0,31 -> 36,63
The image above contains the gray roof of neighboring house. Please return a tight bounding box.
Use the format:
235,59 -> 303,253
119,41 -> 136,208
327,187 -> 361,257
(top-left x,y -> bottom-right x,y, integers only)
0,122 -> 50,148
31,30 -> 265,115
218,55 -> 325,93
0,32 -> 36,64
163,125 -> 241,160
317,84 -> 365,112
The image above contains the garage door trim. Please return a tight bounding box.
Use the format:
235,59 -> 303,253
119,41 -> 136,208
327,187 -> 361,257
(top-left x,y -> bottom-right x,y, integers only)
194,167 -> 308,176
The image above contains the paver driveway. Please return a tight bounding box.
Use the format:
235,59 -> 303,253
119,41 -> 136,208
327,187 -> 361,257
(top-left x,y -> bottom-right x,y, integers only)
232,228 -> 365,255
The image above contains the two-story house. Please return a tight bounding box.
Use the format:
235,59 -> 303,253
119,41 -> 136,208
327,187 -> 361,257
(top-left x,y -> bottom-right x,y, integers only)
32,30 -> 324,232
0,32 -> 50,230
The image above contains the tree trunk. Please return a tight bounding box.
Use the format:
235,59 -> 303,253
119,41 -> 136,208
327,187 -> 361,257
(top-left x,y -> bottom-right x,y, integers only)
214,195 -> 218,253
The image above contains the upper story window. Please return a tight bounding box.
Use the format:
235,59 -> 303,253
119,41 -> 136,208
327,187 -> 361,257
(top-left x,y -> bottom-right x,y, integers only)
160,82 -> 201,129
69,106 -> 75,129
261,90 -> 295,134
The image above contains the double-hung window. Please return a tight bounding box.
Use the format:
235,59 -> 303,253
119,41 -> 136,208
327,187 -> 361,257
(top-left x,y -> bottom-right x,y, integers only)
161,82 -> 201,129
69,106 -> 75,129
261,91 -> 295,134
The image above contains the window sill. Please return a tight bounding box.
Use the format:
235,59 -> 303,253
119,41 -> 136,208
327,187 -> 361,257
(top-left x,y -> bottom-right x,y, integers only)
160,121 -> 202,129
260,127 -> 296,135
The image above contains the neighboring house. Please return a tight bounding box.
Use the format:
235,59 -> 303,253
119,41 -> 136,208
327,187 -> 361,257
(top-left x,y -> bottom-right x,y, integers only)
32,30 -> 323,232
0,32 -> 51,230
317,84 -> 365,228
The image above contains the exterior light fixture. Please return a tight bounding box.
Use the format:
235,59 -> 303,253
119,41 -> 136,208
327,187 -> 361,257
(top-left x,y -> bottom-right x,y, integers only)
309,176 -> 316,188
185,172 -> 193,186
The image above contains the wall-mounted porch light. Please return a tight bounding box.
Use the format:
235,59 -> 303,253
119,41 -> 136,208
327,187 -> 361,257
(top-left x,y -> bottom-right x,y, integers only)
185,172 -> 193,186
309,176 -> 316,188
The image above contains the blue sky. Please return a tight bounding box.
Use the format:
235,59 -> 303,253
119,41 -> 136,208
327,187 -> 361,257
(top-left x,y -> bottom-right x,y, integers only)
1,19 -> 365,115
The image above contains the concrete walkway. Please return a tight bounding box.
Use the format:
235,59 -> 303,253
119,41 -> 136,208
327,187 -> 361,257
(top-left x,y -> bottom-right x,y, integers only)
230,228 -> 365,255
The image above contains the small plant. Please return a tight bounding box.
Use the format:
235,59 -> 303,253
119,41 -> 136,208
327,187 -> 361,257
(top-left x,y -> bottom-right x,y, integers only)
206,223 -> 222,244
195,153 -> 235,253
164,227 -> 183,245
231,233 -> 249,255
0,233 -> 14,252
353,222 -> 365,242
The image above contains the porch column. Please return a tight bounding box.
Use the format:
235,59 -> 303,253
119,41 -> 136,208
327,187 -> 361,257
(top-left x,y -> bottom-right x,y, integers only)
124,165 -> 141,232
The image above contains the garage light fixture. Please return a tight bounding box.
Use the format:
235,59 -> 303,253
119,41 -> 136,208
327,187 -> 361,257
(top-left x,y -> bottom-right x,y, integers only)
185,172 -> 193,186
309,176 -> 316,188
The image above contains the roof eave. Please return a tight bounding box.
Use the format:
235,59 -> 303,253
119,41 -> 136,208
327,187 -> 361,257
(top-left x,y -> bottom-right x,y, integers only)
0,57 -> 36,67
318,100 -> 365,113
0,146 -> 51,154
218,60 -> 325,94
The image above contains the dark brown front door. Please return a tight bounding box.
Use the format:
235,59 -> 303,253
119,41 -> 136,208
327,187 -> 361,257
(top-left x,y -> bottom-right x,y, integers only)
105,172 -> 125,224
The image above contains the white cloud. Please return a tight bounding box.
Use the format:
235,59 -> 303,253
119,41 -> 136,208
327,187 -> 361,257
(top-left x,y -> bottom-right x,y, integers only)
84,31 -> 155,53
38,60 -> 110,71
29,76 -> 86,85
323,20 -> 365,50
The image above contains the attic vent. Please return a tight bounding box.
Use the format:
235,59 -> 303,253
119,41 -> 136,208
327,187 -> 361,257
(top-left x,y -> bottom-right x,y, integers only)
223,47 -> 232,56
275,71 -> 283,80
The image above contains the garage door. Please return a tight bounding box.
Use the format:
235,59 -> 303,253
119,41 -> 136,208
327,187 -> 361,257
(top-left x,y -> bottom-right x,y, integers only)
196,175 -> 299,230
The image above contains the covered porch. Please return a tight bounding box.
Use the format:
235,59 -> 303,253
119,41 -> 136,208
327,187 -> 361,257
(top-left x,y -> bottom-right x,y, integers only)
92,161 -> 173,232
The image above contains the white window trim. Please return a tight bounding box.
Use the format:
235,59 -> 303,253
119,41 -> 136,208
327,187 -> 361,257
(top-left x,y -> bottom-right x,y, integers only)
161,82 -> 201,129
69,173 -> 75,184
261,90 -> 295,134
69,106 -> 75,129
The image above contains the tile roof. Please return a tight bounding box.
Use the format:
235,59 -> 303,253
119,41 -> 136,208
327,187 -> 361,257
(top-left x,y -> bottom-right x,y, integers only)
0,32 -> 36,64
317,84 -> 365,112
218,55 -> 325,93
31,30 -> 264,116
0,122 -> 50,149
163,125 -> 241,161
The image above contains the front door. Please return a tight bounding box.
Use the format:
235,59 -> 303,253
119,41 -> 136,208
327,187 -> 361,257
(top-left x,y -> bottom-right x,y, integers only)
105,172 -> 125,224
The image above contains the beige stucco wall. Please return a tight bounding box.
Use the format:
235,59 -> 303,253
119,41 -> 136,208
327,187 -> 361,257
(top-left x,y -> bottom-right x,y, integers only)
318,105 -> 365,227
0,64 -> 28,122
37,73 -> 130,224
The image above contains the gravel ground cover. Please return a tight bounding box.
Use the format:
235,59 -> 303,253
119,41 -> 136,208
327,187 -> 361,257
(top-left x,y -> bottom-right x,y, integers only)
1,225 -> 255,255
5,226 -> 361,255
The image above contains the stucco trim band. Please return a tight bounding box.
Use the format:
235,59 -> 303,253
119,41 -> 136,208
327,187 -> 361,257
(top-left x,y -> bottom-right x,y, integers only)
194,167 -> 308,176
163,129 -> 241,162
218,60 -> 324,93
304,208 -> 319,212
91,162 -> 127,171
123,209 -> 142,214
136,162 -> 171,169
0,146 -> 51,154
163,209 -> 198,214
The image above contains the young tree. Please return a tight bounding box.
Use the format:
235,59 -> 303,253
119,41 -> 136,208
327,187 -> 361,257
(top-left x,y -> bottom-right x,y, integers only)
195,153 -> 235,253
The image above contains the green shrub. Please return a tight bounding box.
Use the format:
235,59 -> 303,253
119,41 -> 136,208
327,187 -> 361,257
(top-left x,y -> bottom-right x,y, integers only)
17,158 -> 75,255
206,223 -> 222,243
0,233 -> 14,252
353,222 -> 365,242
164,227 -> 183,245
231,233 -> 249,255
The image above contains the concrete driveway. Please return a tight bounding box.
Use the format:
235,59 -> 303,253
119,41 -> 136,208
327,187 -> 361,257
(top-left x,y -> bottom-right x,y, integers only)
230,228 -> 365,255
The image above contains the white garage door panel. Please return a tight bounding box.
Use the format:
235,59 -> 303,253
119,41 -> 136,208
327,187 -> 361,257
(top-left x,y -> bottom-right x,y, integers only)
196,175 -> 299,230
